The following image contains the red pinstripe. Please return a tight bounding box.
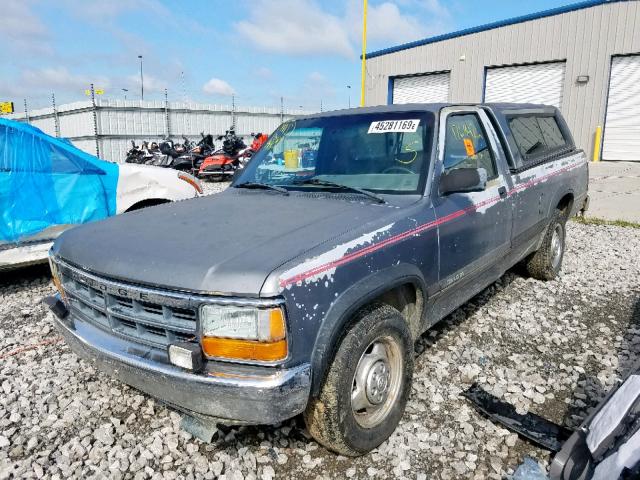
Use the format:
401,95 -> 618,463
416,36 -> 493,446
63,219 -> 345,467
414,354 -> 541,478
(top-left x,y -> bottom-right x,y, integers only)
279,159 -> 583,288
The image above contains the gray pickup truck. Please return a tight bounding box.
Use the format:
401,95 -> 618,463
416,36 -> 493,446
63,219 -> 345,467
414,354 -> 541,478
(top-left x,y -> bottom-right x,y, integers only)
46,103 -> 588,456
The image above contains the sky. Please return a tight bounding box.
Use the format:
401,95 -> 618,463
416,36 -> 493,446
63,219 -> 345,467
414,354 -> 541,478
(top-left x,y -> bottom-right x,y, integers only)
1,0 -> 581,111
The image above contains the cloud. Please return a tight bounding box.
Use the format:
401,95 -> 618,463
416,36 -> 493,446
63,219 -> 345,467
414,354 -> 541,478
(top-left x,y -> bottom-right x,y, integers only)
0,67 -> 171,101
352,2 -> 427,44
0,67 -> 112,104
22,67 -> 111,93
346,0 -> 451,46
255,67 -> 273,80
303,72 -> 336,99
202,78 -> 236,96
235,0 -> 354,57
61,0 -> 162,20
422,0 -> 451,18
235,0 -> 450,58
307,72 -> 326,83
125,73 -> 168,94
1,0 -> 52,55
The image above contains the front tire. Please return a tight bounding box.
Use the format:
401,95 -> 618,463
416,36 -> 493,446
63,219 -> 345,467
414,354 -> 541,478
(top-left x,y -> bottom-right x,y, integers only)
525,208 -> 567,280
304,304 -> 414,456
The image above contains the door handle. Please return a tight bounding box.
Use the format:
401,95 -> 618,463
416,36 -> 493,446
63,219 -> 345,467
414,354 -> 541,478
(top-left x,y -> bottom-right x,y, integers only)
498,186 -> 507,198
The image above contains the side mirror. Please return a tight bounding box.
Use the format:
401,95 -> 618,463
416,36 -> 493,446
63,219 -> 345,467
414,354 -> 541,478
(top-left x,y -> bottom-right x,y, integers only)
440,168 -> 487,195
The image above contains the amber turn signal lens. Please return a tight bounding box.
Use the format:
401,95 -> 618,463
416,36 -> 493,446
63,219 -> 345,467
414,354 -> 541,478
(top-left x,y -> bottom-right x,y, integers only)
201,337 -> 288,362
269,308 -> 286,341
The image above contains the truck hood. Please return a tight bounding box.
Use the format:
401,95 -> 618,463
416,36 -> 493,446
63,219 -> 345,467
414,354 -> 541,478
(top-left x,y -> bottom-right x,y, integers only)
52,189 -> 401,296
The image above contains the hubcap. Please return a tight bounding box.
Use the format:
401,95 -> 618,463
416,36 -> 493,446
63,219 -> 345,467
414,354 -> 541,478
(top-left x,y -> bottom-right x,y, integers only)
550,223 -> 563,270
351,336 -> 402,428
366,360 -> 390,405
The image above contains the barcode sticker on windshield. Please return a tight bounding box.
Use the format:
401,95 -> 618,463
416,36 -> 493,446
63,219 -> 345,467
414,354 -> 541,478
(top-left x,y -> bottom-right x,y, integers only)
368,119 -> 420,134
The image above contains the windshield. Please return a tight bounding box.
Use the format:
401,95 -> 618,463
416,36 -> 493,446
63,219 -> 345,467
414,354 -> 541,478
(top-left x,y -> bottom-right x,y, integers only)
234,111 -> 434,195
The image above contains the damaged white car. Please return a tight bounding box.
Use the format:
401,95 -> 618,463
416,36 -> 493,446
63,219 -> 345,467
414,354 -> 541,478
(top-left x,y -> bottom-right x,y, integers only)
0,118 -> 202,271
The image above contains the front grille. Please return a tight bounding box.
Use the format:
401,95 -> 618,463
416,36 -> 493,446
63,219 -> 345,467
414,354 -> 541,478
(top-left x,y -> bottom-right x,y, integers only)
56,263 -> 198,348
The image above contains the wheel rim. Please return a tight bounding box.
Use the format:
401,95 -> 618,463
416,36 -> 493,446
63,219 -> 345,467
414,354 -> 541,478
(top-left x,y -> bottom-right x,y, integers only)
550,223 -> 564,270
351,335 -> 403,428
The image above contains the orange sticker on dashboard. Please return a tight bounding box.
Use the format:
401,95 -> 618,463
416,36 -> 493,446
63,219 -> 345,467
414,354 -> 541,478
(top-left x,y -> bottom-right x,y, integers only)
463,138 -> 475,156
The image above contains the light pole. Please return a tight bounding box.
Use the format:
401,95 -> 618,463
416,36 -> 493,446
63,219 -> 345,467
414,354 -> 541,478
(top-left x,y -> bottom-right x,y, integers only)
122,88 -> 128,100
138,55 -> 144,101
347,85 -> 352,108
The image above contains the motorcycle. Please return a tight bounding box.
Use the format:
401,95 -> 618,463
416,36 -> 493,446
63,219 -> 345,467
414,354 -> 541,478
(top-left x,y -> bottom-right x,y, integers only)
198,128 -> 247,181
159,137 -> 193,171
185,133 -> 216,172
161,133 -> 216,173
239,132 -> 268,162
124,135 -> 216,172
140,141 -> 174,168
125,140 -> 145,164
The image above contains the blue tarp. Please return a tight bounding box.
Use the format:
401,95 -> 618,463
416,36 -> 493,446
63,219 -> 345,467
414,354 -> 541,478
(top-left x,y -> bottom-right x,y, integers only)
0,118 -> 119,244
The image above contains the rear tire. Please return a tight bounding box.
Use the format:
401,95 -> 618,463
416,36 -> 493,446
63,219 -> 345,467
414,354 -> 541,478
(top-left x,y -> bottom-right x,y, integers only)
525,208 -> 567,280
304,304 -> 413,456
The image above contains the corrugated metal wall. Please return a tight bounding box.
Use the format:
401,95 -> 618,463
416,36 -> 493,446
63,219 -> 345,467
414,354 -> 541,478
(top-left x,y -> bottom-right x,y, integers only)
7,99 -> 313,163
364,1 -> 640,160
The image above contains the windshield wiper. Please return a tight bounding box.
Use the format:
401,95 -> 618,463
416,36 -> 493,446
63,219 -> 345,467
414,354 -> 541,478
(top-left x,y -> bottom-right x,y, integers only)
234,182 -> 289,195
293,178 -> 386,204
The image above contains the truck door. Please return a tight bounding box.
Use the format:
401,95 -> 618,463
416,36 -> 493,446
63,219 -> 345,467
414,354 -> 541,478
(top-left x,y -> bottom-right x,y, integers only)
431,107 -> 513,312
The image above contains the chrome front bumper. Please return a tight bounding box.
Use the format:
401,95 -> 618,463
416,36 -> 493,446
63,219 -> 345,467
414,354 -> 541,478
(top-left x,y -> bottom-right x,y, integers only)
48,295 -> 311,425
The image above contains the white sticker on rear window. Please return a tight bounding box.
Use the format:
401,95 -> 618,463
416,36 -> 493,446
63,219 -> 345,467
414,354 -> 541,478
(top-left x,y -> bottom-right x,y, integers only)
368,119 -> 420,134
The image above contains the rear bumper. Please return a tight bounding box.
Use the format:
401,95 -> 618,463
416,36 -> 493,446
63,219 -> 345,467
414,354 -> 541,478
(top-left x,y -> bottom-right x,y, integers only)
48,295 -> 311,425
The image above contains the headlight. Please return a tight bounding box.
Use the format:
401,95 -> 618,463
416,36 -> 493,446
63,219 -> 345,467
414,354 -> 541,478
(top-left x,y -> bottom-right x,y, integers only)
200,305 -> 287,362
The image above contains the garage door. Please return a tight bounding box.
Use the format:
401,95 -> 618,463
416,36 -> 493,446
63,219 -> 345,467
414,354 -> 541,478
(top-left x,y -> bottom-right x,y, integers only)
392,73 -> 450,104
484,62 -> 566,108
602,55 -> 640,161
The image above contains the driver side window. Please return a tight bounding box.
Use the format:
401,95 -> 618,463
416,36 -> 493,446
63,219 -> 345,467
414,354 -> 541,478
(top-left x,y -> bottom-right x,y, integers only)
443,114 -> 497,179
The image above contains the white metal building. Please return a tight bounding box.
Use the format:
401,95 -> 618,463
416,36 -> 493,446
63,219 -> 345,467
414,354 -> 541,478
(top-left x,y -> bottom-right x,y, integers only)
7,100 -> 311,163
364,0 -> 640,161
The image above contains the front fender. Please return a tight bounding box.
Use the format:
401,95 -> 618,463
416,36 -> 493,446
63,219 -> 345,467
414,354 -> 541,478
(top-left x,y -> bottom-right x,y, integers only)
308,263 -> 427,397
116,164 -> 198,213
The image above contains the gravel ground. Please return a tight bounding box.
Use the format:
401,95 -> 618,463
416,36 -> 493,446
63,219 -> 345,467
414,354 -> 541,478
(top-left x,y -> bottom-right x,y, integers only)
200,181 -> 231,196
1,213 -> 639,479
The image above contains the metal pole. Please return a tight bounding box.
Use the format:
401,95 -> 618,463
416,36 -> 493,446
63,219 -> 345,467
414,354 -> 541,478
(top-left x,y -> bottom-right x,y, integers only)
347,86 -> 351,109
164,88 -> 170,138
593,126 -> 603,162
23,99 -> 30,124
231,94 -> 236,130
138,55 -> 144,101
280,96 -> 284,123
52,93 -> 60,137
320,99 -> 323,112
90,83 -> 100,158
360,0 -> 368,107
180,71 -> 187,104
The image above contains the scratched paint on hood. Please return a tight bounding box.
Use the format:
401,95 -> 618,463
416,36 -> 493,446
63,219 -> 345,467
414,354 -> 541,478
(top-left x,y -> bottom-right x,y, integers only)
279,223 -> 395,290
